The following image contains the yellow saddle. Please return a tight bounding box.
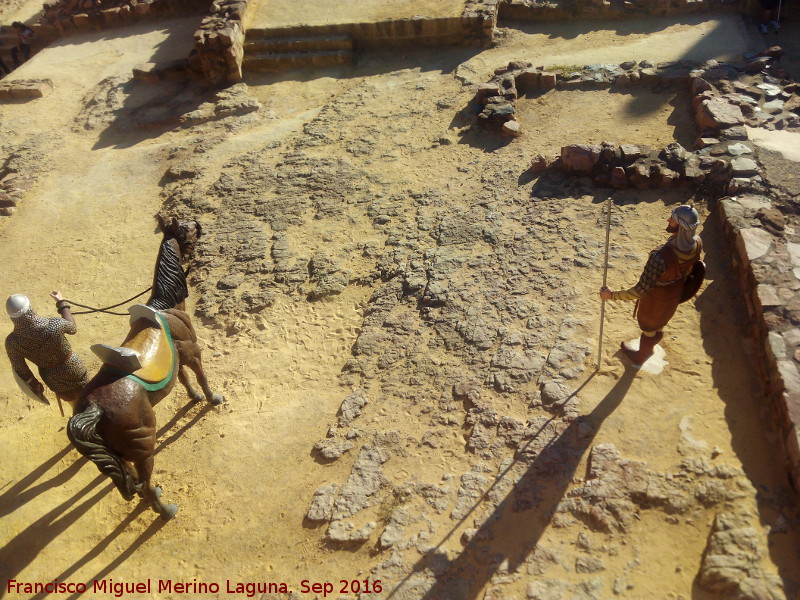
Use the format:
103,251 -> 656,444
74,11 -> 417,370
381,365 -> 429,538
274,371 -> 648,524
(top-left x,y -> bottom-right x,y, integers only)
91,305 -> 175,387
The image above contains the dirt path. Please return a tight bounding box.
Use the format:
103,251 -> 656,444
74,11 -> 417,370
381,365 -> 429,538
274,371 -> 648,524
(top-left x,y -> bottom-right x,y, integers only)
1,8 -> 799,600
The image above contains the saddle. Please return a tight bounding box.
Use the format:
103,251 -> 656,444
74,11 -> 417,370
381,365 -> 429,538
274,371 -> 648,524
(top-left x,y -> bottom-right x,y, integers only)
91,305 -> 175,390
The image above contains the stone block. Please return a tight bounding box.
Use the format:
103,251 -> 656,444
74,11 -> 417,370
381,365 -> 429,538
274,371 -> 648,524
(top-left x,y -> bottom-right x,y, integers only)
539,72 -> 556,89
696,97 -> 744,130
620,144 -> 649,161
639,67 -> 660,85
778,374 -> 800,423
627,163 -> 652,188
736,227 -> 773,264
560,144 -> 601,175
475,83 -> 502,103
694,137 -> 719,149
72,13 -> 90,28
514,68 -> 540,93
757,284 -> 780,308
731,157 -> 759,177
7,81 -> 51,99
502,119 -> 521,137
691,76 -> 712,95
609,166 -> 628,188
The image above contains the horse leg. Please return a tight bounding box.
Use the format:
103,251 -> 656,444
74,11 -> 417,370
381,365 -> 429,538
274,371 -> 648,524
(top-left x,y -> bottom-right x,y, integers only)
134,455 -> 178,520
178,365 -> 205,402
182,347 -> 224,405
165,309 -> 224,405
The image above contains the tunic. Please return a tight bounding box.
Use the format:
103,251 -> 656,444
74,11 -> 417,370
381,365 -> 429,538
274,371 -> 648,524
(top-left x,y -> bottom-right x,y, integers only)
635,240 -> 703,332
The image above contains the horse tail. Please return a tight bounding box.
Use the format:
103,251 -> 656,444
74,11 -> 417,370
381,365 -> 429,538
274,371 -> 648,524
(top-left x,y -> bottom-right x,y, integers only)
67,403 -> 137,501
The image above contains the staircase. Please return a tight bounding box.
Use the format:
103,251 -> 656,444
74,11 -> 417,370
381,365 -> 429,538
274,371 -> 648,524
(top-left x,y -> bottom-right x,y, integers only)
242,31 -> 354,73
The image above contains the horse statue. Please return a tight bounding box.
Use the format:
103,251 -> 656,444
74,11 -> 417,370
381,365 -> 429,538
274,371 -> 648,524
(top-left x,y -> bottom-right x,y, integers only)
67,216 -> 223,520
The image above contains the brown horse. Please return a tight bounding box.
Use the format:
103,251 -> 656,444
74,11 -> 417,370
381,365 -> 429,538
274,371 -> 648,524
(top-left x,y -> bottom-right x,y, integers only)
67,216 -> 223,520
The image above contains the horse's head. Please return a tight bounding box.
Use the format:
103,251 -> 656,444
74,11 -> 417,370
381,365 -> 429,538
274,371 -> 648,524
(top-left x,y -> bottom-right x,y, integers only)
158,215 -> 202,259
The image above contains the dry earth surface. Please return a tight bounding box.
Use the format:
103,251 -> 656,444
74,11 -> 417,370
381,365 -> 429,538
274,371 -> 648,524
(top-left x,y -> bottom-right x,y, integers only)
1,4 -> 800,600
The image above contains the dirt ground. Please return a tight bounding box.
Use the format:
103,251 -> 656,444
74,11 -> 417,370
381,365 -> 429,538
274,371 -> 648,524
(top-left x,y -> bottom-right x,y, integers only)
1,5 -> 800,600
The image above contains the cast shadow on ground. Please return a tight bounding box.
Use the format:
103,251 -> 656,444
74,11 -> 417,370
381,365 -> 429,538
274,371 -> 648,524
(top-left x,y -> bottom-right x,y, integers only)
694,212 -> 800,598
94,42 -> 484,151
0,445 -> 86,518
0,396 -> 210,596
0,475 -> 112,598
72,17 -> 215,151
29,501 -> 165,600
387,367 -> 636,600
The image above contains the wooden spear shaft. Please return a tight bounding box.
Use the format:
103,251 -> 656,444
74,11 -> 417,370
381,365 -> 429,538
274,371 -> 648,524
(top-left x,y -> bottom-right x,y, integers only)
597,197 -> 612,370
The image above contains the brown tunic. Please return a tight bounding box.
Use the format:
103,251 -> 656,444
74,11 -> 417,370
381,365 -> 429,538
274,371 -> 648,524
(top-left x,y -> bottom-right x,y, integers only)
636,239 -> 703,332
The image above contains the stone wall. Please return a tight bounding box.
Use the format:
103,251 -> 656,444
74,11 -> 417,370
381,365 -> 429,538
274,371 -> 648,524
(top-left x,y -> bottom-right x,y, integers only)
719,197 -> 800,493
500,0 -> 754,22
190,0 -> 252,85
30,0 -> 208,41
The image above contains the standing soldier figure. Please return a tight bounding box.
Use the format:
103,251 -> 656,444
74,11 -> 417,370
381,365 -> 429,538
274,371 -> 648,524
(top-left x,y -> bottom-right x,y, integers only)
5,291 -> 89,408
599,205 -> 704,366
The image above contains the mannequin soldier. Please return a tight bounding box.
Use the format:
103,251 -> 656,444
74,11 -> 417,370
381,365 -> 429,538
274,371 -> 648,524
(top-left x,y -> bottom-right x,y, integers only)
599,205 -> 704,366
5,291 -> 89,406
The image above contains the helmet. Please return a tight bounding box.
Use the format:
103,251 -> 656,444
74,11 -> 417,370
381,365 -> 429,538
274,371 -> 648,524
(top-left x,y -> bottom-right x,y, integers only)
6,294 -> 31,318
672,205 -> 699,230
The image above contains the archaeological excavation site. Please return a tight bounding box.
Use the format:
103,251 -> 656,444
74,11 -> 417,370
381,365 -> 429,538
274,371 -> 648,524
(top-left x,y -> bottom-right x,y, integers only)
1,0 -> 800,599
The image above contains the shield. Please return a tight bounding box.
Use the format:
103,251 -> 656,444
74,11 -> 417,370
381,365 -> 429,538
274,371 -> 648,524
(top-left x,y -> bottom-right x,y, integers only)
680,260 -> 706,303
13,371 -> 50,405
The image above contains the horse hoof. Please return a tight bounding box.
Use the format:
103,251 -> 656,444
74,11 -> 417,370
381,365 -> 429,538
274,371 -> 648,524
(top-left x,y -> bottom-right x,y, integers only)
154,486 -> 162,499
209,394 -> 224,405
161,504 -> 179,520
190,392 -> 204,403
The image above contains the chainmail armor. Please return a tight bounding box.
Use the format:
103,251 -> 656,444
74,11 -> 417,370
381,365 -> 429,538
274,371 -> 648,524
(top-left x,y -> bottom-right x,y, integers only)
5,310 -> 89,396
613,250 -> 667,300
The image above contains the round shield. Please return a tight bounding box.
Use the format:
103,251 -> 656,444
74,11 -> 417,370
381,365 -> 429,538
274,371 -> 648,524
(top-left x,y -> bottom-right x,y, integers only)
680,260 -> 706,303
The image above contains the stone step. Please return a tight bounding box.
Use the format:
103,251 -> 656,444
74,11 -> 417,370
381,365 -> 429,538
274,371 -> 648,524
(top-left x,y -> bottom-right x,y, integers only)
244,33 -> 353,53
242,50 -> 353,73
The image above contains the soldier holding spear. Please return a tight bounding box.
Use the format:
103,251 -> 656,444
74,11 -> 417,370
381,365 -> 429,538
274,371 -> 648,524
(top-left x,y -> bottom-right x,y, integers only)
599,205 -> 704,367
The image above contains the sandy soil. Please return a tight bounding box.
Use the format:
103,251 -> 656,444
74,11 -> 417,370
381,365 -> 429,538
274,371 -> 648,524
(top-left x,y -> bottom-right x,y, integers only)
1,7 -> 799,600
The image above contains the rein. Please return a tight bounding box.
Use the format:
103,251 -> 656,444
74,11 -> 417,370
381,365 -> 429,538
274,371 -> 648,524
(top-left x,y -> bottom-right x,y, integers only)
65,287 -> 152,316
65,266 -> 192,316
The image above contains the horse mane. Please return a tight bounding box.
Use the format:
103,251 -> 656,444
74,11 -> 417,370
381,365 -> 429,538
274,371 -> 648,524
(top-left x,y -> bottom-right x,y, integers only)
147,235 -> 188,310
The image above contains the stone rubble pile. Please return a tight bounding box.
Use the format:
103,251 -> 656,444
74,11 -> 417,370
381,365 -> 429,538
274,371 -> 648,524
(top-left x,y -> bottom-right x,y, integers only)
32,0 -> 206,39
0,79 -> 52,100
0,171 -> 37,218
473,54 -> 799,144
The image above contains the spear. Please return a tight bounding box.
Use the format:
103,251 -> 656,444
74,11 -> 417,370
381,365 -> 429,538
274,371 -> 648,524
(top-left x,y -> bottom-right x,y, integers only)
597,197 -> 612,370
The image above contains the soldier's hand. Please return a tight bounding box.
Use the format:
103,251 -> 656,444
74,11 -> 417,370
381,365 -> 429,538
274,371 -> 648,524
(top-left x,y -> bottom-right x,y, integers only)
50,290 -> 63,302
29,379 -> 44,395
599,286 -> 613,300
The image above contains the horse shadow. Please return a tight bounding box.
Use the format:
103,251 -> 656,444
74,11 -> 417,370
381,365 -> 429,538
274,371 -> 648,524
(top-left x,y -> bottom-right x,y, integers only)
0,475 -> 111,598
387,366 -> 636,600
0,445 -> 86,519
0,396 -> 211,596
